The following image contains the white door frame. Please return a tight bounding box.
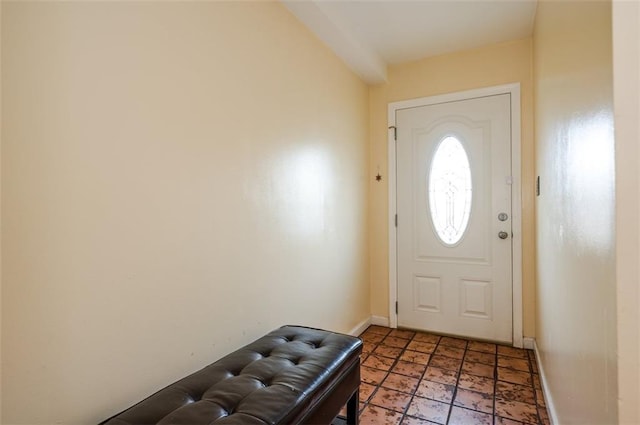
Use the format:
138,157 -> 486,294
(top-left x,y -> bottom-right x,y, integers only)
388,83 -> 523,348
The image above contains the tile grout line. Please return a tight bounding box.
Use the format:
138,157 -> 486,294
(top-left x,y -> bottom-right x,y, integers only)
363,328 -> 416,420
361,327 -> 545,425
422,334 -> 451,424
389,329 -> 438,423
368,329 -> 450,424
386,330 -> 416,421
529,351 -> 542,425
368,328 -> 393,414
444,339 -> 466,425
494,346 -> 499,424
398,330 -> 434,424
359,329 -> 382,413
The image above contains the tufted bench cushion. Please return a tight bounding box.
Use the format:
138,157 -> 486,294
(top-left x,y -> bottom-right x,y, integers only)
100,326 -> 362,425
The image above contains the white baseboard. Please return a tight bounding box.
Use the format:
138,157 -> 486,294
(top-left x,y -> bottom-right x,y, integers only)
523,337 -> 535,350
371,316 -> 390,327
348,317 -> 372,337
533,339 -> 559,425
348,316 -> 392,337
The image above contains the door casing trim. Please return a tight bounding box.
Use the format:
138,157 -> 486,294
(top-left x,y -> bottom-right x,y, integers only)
388,83 -> 523,348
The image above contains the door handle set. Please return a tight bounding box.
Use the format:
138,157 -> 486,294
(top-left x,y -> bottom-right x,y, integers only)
498,213 -> 510,239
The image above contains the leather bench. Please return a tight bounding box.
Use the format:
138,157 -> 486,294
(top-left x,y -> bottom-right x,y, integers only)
100,326 -> 362,424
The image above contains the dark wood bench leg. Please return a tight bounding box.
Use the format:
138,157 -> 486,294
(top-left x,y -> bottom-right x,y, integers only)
346,389 -> 359,425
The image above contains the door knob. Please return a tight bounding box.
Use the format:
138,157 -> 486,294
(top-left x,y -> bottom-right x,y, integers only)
498,231 -> 509,239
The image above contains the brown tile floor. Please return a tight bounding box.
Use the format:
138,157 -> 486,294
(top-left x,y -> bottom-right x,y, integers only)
343,326 -> 551,425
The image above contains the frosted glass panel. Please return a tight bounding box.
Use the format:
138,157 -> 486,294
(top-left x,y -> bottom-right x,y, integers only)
428,136 -> 472,245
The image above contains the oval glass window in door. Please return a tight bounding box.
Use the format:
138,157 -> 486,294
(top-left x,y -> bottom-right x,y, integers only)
428,136 -> 472,245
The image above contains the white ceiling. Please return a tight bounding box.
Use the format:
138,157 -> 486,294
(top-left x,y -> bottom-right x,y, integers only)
283,0 -> 538,84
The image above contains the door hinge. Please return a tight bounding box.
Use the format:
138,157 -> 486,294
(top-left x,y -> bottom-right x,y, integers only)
395,301 -> 398,314
389,126 -> 397,141
395,214 -> 398,227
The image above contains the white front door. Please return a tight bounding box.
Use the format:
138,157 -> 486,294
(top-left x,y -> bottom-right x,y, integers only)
396,93 -> 513,343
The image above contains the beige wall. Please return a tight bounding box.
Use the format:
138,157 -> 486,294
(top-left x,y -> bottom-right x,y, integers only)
534,1 -> 617,423
368,39 -> 536,337
0,2 -> 370,424
613,0 -> 640,423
